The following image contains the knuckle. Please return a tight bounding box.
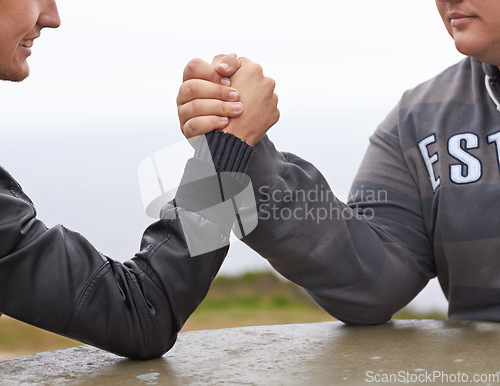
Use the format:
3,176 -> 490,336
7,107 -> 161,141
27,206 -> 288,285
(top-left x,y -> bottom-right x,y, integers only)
177,104 -> 189,125
177,82 -> 189,104
184,79 -> 199,96
274,108 -> 281,122
220,101 -> 230,116
272,92 -> 279,105
265,77 -> 276,90
183,119 -> 198,138
212,54 -> 225,62
182,123 -> 192,138
225,55 -> 240,69
217,84 -> 225,100
249,62 -> 263,75
185,58 -> 203,74
189,99 -> 201,115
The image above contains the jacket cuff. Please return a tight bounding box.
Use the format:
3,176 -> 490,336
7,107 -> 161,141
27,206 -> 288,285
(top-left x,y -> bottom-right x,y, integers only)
172,132 -> 255,236
194,131 -> 255,173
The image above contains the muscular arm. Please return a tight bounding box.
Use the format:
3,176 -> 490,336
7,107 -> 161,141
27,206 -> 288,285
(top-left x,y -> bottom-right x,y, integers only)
0,133 -> 252,359
176,56 -> 434,324
242,108 -> 435,324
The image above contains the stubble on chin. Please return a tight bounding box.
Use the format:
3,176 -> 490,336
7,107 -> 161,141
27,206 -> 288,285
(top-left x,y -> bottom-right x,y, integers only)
0,67 -> 30,82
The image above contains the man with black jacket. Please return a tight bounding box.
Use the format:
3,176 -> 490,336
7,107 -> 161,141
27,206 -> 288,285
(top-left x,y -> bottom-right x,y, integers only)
0,0 -> 278,359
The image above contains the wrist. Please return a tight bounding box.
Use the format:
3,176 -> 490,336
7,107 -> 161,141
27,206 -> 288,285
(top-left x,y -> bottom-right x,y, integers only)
195,131 -> 255,173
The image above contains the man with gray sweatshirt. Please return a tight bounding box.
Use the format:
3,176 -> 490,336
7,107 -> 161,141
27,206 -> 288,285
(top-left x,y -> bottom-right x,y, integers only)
178,0 -> 500,323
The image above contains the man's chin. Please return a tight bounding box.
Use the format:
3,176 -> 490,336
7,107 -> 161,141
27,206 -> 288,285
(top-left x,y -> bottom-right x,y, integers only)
1,77 -> 29,83
0,67 -> 30,82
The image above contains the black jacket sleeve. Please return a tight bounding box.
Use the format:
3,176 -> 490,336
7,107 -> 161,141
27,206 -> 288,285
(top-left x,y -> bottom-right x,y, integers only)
0,131 -> 253,360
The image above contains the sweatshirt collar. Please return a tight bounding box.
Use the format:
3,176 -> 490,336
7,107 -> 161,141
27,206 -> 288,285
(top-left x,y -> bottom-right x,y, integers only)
482,62 -> 500,79
483,62 -> 500,112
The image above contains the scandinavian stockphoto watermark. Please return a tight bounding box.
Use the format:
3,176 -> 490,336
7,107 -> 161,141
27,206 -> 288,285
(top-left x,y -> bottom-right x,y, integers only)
138,135 -> 257,257
365,370 -> 500,384
137,135 -> 388,256
258,184 -> 387,224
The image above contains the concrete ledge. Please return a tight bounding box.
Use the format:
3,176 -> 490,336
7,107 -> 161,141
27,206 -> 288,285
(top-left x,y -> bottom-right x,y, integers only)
1,320 -> 500,385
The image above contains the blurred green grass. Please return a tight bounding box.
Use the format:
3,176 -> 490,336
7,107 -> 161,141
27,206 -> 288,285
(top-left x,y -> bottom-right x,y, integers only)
0,272 -> 445,360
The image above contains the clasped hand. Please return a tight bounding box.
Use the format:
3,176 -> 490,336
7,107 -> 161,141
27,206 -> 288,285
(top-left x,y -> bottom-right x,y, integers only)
177,54 -> 279,146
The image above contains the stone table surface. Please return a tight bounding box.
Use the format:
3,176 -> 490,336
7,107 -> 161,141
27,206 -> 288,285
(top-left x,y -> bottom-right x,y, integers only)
1,320 -> 500,385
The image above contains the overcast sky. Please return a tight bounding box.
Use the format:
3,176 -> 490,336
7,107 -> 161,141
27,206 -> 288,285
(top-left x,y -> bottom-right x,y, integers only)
0,0 -> 465,312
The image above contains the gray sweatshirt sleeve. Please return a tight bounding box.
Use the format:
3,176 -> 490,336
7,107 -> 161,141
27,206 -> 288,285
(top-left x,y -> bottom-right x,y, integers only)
242,109 -> 436,325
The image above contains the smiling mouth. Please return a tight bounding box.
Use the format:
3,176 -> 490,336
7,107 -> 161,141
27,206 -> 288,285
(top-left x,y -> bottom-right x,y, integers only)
19,40 -> 34,48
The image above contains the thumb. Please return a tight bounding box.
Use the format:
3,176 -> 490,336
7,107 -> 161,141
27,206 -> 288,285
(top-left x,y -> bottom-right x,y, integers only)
212,53 -> 241,77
